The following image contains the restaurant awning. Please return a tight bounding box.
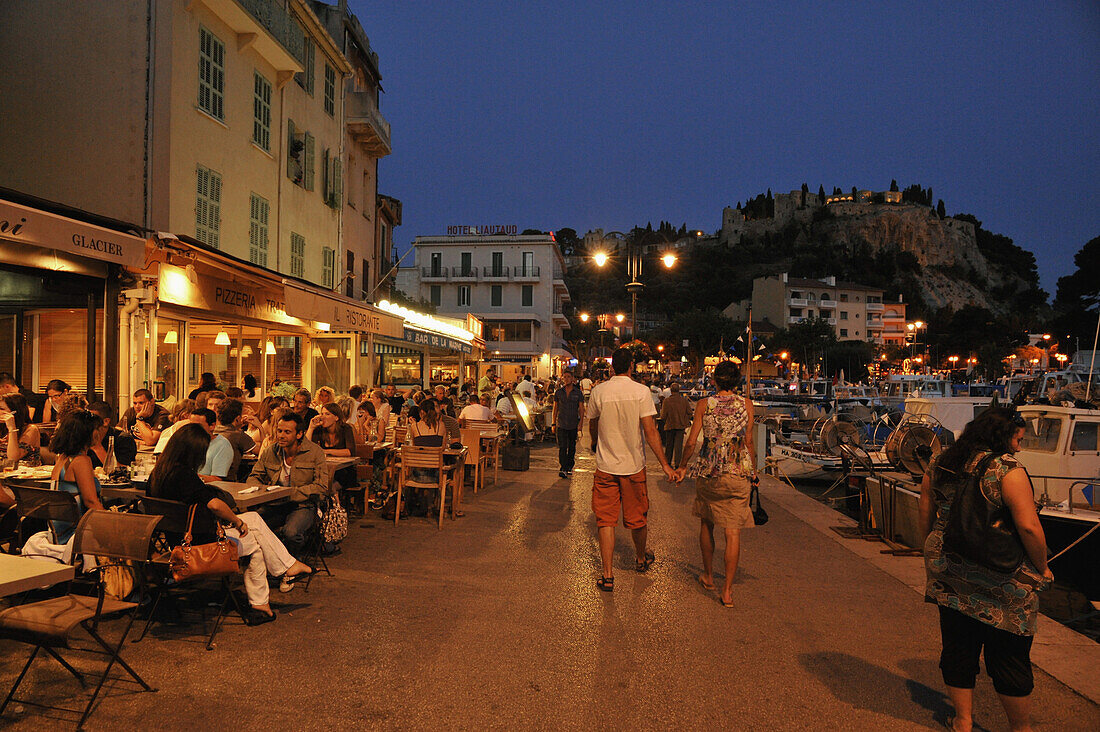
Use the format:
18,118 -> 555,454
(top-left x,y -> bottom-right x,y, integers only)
282,281 -> 404,337
0,197 -> 146,270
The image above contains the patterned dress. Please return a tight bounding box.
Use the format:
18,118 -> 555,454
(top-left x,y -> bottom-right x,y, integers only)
924,451 -> 1048,636
687,394 -> 754,528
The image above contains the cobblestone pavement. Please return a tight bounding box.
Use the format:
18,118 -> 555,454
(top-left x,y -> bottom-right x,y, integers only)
2,441 -> 1097,730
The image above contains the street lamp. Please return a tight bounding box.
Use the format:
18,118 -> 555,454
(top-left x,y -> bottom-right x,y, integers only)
948,355 -> 959,368
579,312 -> 589,323
591,230 -> 676,341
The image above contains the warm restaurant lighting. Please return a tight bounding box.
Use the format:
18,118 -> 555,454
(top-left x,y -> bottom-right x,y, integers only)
661,253 -> 677,268
265,341 -> 276,355
214,330 -> 231,346
241,345 -> 253,357
163,330 -> 178,344
592,252 -> 609,267
326,348 -> 338,358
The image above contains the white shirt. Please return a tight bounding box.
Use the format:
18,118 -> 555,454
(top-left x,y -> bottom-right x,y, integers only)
153,421 -> 183,454
459,404 -> 493,422
587,375 -> 656,475
579,378 -> 593,395
516,379 -> 535,398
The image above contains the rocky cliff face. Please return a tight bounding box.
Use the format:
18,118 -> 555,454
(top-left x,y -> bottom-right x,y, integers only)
737,203 -> 1034,315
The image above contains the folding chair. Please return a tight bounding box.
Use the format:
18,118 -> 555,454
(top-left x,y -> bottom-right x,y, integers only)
395,446 -> 447,529
134,496 -> 245,649
6,482 -> 81,555
0,509 -> 162,729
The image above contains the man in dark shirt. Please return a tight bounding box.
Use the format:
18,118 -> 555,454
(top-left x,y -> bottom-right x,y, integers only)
552,371 -> 585,478
120,388 -> 172,447
291,388 -> 319,425
385,384 -> 405,415
659,382 -> 693,469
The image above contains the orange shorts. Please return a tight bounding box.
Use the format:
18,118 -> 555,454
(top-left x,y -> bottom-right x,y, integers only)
592,469 -> 649,529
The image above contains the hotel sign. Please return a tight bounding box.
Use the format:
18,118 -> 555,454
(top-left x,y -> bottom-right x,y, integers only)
0,198 -> 146,269
283,284 -> 404,337
446,225 -> 518,236
158,263 -> 304,327
403,327 -> 473,354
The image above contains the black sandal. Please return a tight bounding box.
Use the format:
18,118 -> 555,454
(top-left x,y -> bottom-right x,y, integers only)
596,576 -> 614,592
636,551 -> 655,573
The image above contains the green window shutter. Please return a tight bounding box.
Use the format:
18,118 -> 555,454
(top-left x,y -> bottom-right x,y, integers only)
333,157 -> 343,208
303,133 -> 315,191
322,148 -> 330,200
287,119 -> 297,179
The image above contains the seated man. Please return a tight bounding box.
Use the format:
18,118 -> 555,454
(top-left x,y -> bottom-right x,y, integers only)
459,393 -> 496,427
120,388 -> 171,447
247,412 -> 329,556
86,401 -> 138,468
215,397 -> 257,481
190,408 -> 234,482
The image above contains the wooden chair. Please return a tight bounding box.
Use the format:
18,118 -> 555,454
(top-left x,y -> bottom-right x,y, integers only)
464,422 -> 502,488
352,441 -> 376,515
0,510 -> 162,729
459,428 -> 492,494
395,445 -> 449,529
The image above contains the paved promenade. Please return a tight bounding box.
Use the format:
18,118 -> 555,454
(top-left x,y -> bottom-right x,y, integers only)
2,442 -> 1097,730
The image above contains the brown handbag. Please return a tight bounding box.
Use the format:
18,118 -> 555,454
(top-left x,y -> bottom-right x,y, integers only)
168,504 -> 240,582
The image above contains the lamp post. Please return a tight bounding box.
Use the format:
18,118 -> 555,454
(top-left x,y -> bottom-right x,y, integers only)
591,230 -> 676,341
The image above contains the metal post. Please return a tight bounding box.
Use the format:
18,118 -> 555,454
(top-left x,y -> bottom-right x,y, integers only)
86,291 -> 97,401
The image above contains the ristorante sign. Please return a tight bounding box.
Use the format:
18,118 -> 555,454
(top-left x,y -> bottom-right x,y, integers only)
282,284 -> 404,337
0,198 -> 146,269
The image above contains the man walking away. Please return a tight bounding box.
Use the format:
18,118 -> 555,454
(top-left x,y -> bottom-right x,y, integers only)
552,371 -> 585,478
659,382 -> 693,469
587,349 -> 676,592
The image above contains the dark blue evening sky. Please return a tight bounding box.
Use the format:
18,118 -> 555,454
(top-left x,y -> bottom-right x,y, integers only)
352,1 -> 1099,296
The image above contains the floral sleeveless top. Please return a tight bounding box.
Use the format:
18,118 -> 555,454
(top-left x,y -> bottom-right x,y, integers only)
687,394 -> 751,479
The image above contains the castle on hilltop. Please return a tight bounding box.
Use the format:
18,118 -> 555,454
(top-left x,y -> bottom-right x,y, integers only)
721,188 -> 914,246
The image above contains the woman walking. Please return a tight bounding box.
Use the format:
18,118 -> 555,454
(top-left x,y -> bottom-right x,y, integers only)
918,407 -> 1052,732
675,360 -> 756,607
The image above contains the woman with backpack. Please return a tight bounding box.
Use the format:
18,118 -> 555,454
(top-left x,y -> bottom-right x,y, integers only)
918,407 -> 1052,732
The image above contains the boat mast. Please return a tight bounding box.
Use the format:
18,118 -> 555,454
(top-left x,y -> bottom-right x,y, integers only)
1086,310 -> 1099,402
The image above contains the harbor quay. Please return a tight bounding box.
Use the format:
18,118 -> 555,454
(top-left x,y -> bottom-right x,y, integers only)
1,443 -> 1097,731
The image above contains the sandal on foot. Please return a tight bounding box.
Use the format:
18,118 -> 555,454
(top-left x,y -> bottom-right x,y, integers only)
635,551 -> 655,573
246,608 -> 277,626
596,576 -> 614,592
720,597 -> 734,608
698,576 -> 715,591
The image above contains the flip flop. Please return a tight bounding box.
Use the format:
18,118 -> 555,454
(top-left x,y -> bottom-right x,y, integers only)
698,576 -> 715,591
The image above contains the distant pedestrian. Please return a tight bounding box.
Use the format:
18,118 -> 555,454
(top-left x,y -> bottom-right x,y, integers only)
552,371 -> 585,478
659,382 -> 692,468
579,374 -> 593,402
675,361 -> 757,607
587,349 -> 676,592
918,407 -> 1052,732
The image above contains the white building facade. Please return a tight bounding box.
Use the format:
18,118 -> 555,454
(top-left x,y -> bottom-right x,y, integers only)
397,233 -> 572,380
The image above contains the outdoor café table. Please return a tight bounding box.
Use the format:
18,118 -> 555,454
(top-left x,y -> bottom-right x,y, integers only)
0,554 -> 75,597
209,481 -> 296,510
100,482 -> 145,505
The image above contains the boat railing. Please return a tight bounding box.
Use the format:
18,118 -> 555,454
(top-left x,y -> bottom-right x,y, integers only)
1033,476 -> 1100,513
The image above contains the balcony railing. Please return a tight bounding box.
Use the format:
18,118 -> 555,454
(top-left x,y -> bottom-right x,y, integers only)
827,318 -> 837,325
237,0 -> 305,62
421,267 -> 447,280
482,267 -> 509,280
866,302 -> 884,311
346,90 -> 392,155
817,299 -> 836,309
788,298 -> 808,307
513,266 -> 540,279
451,266 -> 477,280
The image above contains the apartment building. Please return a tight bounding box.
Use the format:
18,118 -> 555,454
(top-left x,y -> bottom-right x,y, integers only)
724,273 -> 906,346
0,0 -> 398,292
396,233 -> 572,379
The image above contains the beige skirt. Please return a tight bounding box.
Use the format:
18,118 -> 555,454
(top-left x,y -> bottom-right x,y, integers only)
692,473 -> 754,529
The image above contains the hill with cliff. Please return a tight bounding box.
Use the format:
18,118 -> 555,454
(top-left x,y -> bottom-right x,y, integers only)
717,186 -> 1047,319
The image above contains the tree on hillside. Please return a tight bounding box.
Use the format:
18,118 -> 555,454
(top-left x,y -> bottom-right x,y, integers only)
1051,235 -> 1100,346
554,227 -> 581,255
654,308 -> 743,371
936,199 -> 946,218
768,318 -> 836,374
890,179 -> 899,192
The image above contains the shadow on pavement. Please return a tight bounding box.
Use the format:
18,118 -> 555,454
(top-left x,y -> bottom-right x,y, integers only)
799,651 -> 960,729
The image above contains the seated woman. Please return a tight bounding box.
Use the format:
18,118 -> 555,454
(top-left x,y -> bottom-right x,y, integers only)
256,397 -> 289,454
405,399 -> 461,516
153,398 -> 196,454
305,403 -> 357,493
1,393 -> 42,468
352,400 -> 378,444
21,410 -> 105,561
148,423 -> 313,624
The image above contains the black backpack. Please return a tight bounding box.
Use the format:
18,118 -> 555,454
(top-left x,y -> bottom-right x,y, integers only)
941,452 -> 1024,574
